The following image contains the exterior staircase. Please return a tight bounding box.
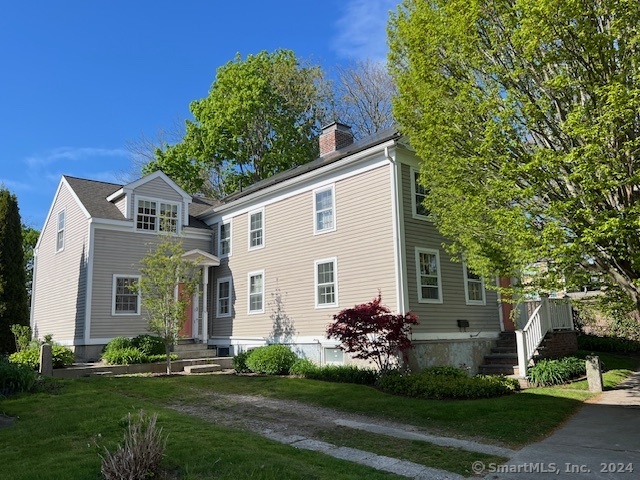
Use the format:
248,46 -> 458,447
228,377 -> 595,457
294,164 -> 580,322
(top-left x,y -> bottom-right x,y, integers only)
173,339 -> 230,374
478,332 -> 519,376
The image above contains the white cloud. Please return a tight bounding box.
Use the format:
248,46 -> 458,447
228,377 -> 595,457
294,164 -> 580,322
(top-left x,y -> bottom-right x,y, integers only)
25,147 -> 128,169
332,0 -> 399,62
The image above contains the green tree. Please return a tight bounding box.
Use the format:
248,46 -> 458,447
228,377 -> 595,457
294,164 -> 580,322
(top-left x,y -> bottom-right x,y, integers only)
0,188 -> 29,354
144,49 -> 330,196
22,225 -> 39,309
136,235 -> 199,374
389,0 -> 640,311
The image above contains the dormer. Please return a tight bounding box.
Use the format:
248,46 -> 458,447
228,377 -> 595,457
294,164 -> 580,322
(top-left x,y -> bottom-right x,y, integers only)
107,171 -> 192,233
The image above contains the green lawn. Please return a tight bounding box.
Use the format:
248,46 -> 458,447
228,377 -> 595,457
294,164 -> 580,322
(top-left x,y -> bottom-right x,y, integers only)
1,350 -> 636,479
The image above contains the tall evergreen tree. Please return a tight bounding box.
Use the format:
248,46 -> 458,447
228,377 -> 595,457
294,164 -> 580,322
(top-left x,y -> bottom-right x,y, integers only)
0,188 -> 29,354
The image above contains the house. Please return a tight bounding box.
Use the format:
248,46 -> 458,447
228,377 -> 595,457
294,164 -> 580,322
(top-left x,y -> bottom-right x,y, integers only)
31,123 -> 516,373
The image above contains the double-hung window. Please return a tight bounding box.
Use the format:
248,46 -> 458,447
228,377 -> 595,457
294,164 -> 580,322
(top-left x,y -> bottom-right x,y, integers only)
315,258 -> 337,307
216,277 -> 232,317
112,275 -> 140,315
463,264 -> 486,305
136,198 -> 179,233
56,210 -> 65,252
248,270 -> 264,314
416,248 -> 442,303
411,168 -> 429,218
219,221 -> 231,257
314,185 -> 335,233
248,209 -> 264,249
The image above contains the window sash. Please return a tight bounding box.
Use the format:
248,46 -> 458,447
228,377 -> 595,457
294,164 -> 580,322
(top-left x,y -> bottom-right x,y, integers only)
217,280 -> 231,316
315,188 -> 334,232
249,212 -> 263,248
465,267 -> 485,303
219,223 -> 231,256
159,203 -> 178,232
316,260 -> 336,306
114,277 -> 139,314
417,250 -> 441,302
413,171 -> 428,217
56,211 -> 65,251
136,199 -> 179,232
249,274 -> 263,312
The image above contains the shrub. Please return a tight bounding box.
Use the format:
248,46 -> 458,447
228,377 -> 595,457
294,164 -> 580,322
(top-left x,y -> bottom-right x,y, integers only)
103,337 -> 133,353
146,354 -> 177,364
527,356 -> 587,386
131,335 -> 165,356
0,357 -> 39,396
245,345 -> 298,375
10,324 -> 31,352
8,344 -> 74,369
100,410 -> 166,480
577,334 -> 640,353
303,365 -> 379,385
102,347 -> 144,366
375,370 -> 519,400
232,350 -> 252,373
326,293 -> 419,372
289,358 -> 318,376
421,366 -> 468,378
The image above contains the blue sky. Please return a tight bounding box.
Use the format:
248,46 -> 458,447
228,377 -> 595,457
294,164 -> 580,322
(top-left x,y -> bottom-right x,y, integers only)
0,0 -> 397,229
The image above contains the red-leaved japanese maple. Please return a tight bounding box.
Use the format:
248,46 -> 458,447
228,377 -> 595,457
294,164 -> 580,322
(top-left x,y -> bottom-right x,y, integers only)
326,293 -> 419,372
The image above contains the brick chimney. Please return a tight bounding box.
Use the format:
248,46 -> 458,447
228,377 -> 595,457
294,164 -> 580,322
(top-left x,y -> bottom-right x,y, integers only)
319,122 -> 353,156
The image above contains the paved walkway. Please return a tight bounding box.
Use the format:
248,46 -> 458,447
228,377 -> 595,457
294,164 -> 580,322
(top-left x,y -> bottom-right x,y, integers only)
261,372 -> 640,479
482,372 -> 640,479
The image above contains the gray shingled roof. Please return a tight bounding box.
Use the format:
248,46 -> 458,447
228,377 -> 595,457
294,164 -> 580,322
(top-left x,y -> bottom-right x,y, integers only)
63,175 -> 216,230
219,126 -> 401,205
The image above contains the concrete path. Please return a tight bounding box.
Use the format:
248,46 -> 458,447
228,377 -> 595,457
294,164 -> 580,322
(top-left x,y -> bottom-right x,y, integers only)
482,372 -> 640,479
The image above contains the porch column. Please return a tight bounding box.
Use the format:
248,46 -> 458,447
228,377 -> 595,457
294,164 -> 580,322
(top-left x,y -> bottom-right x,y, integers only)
202,266 -> 209,343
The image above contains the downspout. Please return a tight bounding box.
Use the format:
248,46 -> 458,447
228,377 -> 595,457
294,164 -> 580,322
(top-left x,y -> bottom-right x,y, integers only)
386,146 -> 406,314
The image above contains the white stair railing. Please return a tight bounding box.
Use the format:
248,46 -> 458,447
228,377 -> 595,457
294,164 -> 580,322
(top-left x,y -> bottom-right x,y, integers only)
515,297 -> 573,377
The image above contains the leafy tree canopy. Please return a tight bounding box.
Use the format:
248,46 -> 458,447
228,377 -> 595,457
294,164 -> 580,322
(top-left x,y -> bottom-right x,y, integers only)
389,0 -> 640,309
0,188 -> 29,354
143,49 -> 330,197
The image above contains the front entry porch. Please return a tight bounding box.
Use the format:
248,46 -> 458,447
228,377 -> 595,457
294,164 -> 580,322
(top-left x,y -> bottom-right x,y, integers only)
180,249 -> 220,343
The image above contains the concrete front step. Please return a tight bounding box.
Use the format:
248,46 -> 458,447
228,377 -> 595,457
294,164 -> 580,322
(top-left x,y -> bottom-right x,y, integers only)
491,346 -> 517,354
478,364 -> 519,376
183,364 -> 221,374
483,353 -> 519,365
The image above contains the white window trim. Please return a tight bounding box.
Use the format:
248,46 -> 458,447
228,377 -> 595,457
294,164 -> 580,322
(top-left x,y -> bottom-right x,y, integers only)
216,276 -> 232,318
134,195 -> 181,234
314,257 -> 338,308
247,207 -> 265,251
218,220 -> 232,258
313,184 -> 336,235
410,167 -> 429,221
415,247 -> 443,304
463,263 -> 486,306
111,274 -> 141,316
247,269 -> 265,315
56,209 -> 65,252
323,347 -> 344,365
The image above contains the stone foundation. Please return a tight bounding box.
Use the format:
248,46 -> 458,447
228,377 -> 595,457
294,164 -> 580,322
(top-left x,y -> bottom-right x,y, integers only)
407,338 -> 498,375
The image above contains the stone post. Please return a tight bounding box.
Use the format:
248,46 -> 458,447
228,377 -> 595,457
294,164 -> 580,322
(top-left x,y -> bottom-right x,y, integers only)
39,343 -> 53,377
586,355 -> 603,393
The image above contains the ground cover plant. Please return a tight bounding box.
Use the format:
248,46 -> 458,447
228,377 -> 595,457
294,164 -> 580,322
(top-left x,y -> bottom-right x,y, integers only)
375,367 -> 519,400
291,361 -> 379,385
559,351 -> 640,391
9,338 -> 74,369
0,357 -> 40,396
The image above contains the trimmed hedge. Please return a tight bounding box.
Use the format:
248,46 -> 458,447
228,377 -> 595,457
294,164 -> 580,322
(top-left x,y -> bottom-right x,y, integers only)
577,334 -> 640,353
245,345 -> 297,375
295,364 -> 379,385
131,335 -> 165,356
375,367 -> 519,400
527,356 -> 586,386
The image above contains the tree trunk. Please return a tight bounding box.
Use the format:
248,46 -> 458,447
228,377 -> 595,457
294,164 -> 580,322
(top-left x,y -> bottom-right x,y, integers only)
165,343 -> 172,375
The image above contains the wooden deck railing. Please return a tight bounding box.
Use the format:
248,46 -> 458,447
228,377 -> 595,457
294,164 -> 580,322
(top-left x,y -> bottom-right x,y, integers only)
515,297 -> 573,377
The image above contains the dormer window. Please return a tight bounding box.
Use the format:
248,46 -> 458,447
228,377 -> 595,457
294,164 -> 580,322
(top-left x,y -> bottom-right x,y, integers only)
136,198 -> 180,233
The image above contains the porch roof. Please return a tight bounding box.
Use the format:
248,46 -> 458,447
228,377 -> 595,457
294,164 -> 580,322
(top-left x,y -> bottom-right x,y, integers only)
182,249 -> 220,266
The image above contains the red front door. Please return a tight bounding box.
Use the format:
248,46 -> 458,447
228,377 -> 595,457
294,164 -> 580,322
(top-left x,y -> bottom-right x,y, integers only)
178,284 -> 193,338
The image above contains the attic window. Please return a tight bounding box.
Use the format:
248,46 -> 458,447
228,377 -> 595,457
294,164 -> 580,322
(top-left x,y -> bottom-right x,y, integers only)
136,198 -> 179,233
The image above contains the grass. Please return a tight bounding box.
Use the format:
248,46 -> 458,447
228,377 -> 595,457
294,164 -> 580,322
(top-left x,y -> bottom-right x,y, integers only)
315,426 -> 508,476
558,351 -> 639,391
0,379 -> 402,480
94,373 -> 591,447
